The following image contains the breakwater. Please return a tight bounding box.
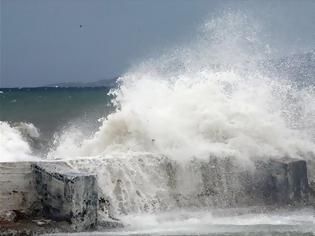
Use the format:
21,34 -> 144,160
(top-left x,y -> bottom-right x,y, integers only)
0,155 -> 314,235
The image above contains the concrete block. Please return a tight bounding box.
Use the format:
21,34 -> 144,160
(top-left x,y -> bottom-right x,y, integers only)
0,162 -> 38,216
287,159 -> 309,203
32,162 -> 98,231
254,158 -> 309,206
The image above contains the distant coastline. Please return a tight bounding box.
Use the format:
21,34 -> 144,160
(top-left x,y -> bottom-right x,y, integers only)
1,50 -> 314,90
44,77 -> 118,88
0,77 -> 118,89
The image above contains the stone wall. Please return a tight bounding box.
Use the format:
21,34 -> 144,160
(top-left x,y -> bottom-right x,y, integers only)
33,162 -> 98,231
0,162 -> 38,216
253,159 -> 309,206
0,161 -> 98,233
0,157 -> 312,235
68,155 -> 311,217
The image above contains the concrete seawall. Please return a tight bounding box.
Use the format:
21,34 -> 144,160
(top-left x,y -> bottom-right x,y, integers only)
0,157 -> 313,235
0,162 -> 37,216
0,161 -> 98,235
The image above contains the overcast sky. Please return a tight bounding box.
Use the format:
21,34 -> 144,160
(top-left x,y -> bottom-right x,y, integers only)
1,0 -> 315,88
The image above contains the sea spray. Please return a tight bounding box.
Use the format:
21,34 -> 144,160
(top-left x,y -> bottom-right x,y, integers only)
44,13 -> 315,220
0,121 -> 39,162
49,12 -> 315,161
49,67 -> 315,161
67,153 -> 256,217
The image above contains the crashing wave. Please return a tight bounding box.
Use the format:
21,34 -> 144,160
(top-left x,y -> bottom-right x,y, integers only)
0,121 -> 39,162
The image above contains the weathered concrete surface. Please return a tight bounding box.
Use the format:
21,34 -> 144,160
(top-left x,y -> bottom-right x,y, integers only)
68,155 -> 310,216
32,162 -> 98,231
253,158 -> 309,206
0,162 -> 38,218
0,157 -> 311,235
180,157 -> 309,207
305,158 -> 315,206
287,159 -> 309,203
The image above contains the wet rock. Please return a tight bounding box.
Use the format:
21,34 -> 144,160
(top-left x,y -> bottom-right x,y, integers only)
32,162 -> 98,231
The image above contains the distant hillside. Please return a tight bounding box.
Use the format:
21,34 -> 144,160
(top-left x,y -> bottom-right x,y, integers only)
45,77 -> 118,88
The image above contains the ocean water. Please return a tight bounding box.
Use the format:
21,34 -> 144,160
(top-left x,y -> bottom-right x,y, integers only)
1,12 -> 315,235
0,87 -> 113,158
0,87 -> 112,137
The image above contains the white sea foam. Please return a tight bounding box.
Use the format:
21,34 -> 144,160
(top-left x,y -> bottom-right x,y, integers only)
44,209 -> 315,235
15,122 -> 40,139
119,208 -> 315,230
50,13 -> 315,162
0,121 -> 39,162
46,14 -> 315,217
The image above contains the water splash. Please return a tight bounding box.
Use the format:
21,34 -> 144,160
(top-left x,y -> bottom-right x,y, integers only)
47,13 -> 315,218
0,121 -> 39,162
50,13 -> 315,161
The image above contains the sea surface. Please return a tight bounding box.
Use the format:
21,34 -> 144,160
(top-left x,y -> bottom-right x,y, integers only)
0,87 -> 113,154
